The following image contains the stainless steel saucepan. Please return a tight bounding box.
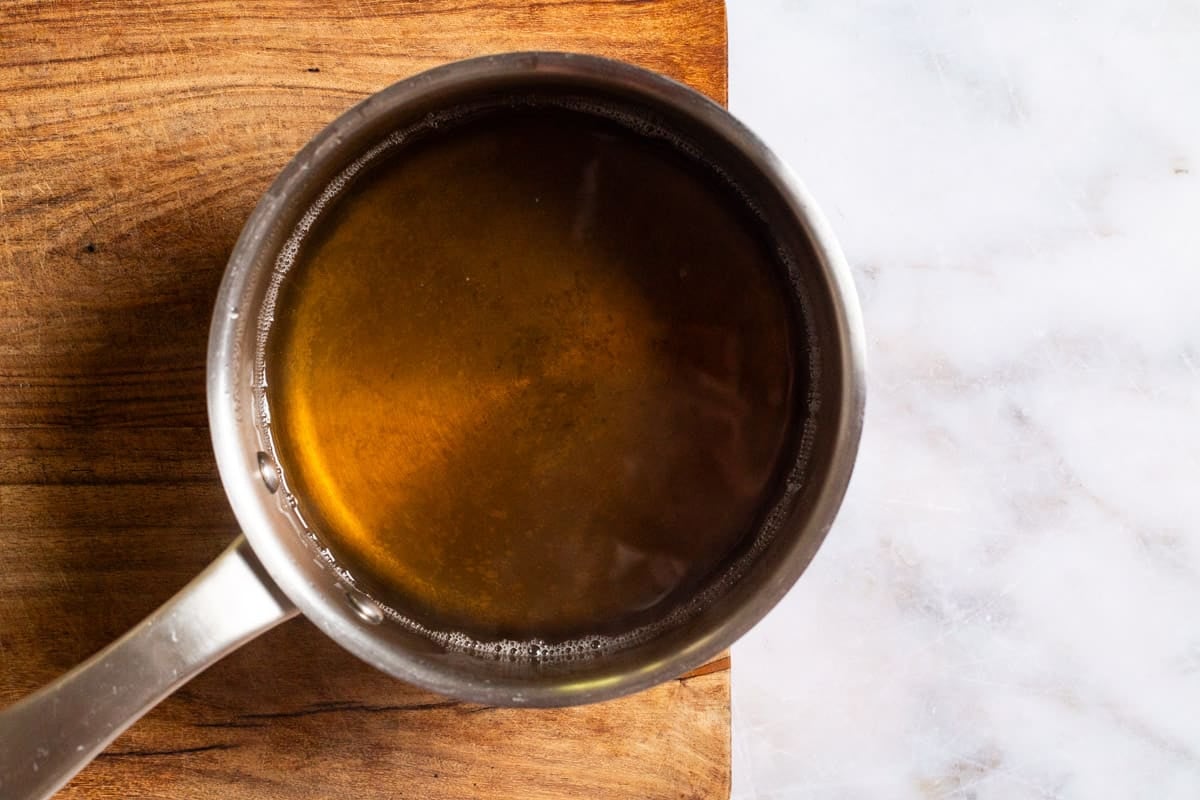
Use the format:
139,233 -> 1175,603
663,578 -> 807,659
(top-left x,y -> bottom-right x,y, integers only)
0,53 -> 865,800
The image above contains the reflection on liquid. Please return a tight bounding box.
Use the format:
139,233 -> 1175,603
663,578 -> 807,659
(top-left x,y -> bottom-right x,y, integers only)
267,108 -> 796,641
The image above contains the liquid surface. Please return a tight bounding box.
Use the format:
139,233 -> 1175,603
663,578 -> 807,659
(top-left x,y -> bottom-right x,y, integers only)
266,108 -> 795,641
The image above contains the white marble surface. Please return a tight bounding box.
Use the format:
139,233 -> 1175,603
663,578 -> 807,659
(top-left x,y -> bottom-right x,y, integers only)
726,1 -> 1200,797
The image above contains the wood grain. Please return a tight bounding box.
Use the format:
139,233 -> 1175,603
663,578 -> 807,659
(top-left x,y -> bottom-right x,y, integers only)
0,1 -> 730,798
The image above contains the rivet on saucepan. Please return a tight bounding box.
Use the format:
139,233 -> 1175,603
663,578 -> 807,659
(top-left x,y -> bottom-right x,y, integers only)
346,592 -> 384,625
256,451 -> 281,493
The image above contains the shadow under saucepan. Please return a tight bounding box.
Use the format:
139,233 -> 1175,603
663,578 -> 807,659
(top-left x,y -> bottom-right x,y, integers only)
0,79 -> 734,800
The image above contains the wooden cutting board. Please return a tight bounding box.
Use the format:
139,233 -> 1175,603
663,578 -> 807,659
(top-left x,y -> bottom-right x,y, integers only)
0,2 -> 730,798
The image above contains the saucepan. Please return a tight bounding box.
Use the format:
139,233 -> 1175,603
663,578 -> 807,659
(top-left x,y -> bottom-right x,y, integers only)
0,53 -> 865,800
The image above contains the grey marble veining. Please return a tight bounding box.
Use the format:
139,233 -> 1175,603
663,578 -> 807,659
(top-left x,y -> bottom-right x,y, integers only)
727,1 -> 1200,797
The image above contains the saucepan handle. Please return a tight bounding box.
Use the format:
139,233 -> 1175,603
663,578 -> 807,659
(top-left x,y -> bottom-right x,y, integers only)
0,535 -> 298,800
